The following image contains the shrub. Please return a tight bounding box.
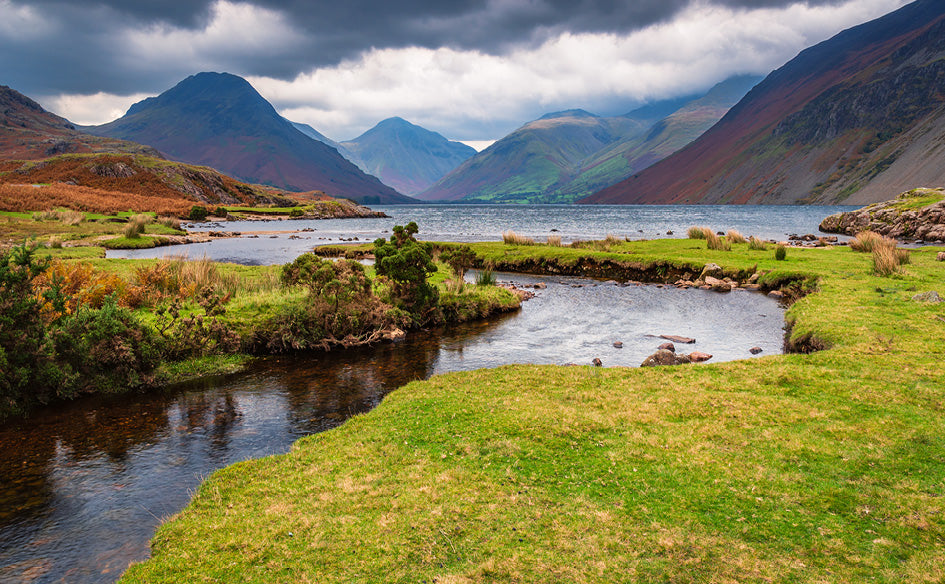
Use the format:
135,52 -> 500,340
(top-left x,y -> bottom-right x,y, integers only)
748,236 -> 767,251
154,287 -> 239,359
214,206 -> 228,218
374,222 -> 438,320
288,208 -> 305,218
188,205 -> 209,221
440,245 -> 477,280
726,229 -> 747,244
775,245 -> 787,261
503,230 -> 535,245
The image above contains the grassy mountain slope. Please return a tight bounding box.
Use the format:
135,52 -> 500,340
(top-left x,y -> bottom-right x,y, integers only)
339,117 -> 476,196
86,73 -> 414,205
583,0 -> 945,205
416,110 -> 648,203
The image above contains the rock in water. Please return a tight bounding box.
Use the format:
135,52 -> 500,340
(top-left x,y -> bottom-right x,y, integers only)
659,334 -> 695,344
657,342 -> 676,352
749,346 -> 763,355
592,358 -> 603,367
613,341 -> 623,348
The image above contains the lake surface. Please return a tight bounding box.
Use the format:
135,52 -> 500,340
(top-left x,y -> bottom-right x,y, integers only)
0,271 -> 785,583
109,204 -> 853,264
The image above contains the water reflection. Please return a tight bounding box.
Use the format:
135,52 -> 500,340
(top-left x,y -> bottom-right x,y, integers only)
0,274 -> 783,583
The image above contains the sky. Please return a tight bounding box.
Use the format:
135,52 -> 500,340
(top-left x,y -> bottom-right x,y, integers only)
1,0 -> 910,146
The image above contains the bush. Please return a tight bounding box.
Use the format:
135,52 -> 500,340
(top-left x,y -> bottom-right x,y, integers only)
214,206 -> 228,218
189,205 -> 209,221
374,222 -> 438,320
775,245 -> 787,261
440,245 -> 477,280
289,208 -> 305,218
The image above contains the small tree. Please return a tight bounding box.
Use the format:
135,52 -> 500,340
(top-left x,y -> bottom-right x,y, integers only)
440,245 -> 477,280
374,222 -> 438,319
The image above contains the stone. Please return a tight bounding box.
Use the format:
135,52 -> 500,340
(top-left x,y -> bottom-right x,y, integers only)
592,358 -> 603,367
937,252 -> 945,261
749,346 -> 763,355
699,263 -> 723,279
912,291 -> 943,303
748,272 -> 760,283
704,276 -> 732,292
658,334 -> 695,344
687,351 -> 713,363
768,290 -> 785,299
640,349 -> 691,367
384,328 -> 406,342
657,342 -> 675,352
613,341 -> 623,349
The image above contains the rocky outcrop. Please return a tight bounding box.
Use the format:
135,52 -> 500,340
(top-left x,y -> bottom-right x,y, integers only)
819,188 -> 945,241
640,349 -> 713,367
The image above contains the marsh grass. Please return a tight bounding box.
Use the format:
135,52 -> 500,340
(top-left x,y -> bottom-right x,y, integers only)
687,226 -> 710,239
502,230 -> 535,245
706,231 -> 731,251
546,235 -> 562,247
849,230 -> 885,252
726,229 -> 747,244
748,236 -> 768,251
475,269 -> 496,286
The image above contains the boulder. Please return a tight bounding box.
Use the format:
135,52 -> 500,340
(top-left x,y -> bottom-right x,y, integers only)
704,276 -> 732,292
912,291 -> 943,303
768,290 -> 785,299
937,252 -> 945,262
592,357 -> 603,367
613,341 -> 623,349
641,349 -> 691,367
699,263 -> 723,280
687,351 -> 713,363
749,347 -> 763,355
657,342 -> 676,352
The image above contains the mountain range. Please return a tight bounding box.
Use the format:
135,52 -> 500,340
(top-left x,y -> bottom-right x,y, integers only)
416,75 -> 759,204
582,0 -> 945,206
84,73 -> 414,205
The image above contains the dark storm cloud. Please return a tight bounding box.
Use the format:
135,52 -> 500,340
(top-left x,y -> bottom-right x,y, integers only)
2,0 -> 848,96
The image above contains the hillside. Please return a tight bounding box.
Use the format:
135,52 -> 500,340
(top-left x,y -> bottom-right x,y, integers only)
339,117 -> 476,196
0,153 -> 308,215
0,85 -> 159,160
416,110 -> 649,203
85,72 -> 414,205
417,79 -> 756,204
583,0 -> 945,206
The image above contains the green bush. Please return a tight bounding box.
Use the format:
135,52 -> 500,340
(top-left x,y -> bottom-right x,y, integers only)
289,208 -> 305,218
189,205 -> 209,221
374,222 -> 438,320
440,245 -> 477,280
775,245 -> 787,261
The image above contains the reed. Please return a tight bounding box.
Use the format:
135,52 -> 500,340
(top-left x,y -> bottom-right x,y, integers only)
706,231 -> 731,251
748,236 -> 767,251
726,229 -> 747,244
502,230 -> 535,245
546,235 -> 562,247
849,231 -> 885,253
687,226 -> 709,239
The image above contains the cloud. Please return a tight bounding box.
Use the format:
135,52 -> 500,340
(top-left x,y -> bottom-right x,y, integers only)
7,0 -> 911,141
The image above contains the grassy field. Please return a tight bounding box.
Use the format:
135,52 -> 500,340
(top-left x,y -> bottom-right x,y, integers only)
118,239 -> 945,583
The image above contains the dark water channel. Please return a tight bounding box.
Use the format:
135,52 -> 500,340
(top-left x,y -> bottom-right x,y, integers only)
0,273 -> 785,583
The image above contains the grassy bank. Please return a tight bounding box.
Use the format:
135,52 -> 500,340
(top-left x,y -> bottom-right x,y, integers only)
119,238 -> 945,583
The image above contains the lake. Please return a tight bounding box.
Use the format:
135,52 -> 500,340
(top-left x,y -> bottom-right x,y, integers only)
108,204 -> 852,264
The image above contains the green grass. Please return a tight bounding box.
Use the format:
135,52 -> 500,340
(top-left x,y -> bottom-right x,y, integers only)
101,235 -> 168,249
891,188 -> 945,211
119,240 -> 945,583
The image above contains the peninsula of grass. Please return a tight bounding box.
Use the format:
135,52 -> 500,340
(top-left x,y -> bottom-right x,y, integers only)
120,238 -> 945,583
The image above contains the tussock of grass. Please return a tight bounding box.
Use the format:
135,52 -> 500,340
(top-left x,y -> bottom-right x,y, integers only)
687,225 -> 710,239
706,231 -> 731,251
726,229 -> 747,244
502,230 -> 535,245
849,230 -> 886,252
748,236 -> 768,251
546,235 -> 562,247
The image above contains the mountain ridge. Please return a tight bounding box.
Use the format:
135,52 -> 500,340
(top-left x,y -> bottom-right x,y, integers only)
582,0 -> 945,206
85,72 -> 414,205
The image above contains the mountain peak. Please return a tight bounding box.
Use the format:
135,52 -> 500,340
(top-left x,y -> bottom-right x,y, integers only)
539,109 -> 598,121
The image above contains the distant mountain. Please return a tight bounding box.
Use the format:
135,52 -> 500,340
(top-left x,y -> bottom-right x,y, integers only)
337,117 -> 476,196
290,120 -> 347,153
0,85 -> 158,160
582,0 -> 945,206
86,72 -> 414,204
416,109 -> 649,203
417,80 -> 756,204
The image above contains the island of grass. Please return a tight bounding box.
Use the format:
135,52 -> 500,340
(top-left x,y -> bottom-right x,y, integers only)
111,233 -> 945,584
